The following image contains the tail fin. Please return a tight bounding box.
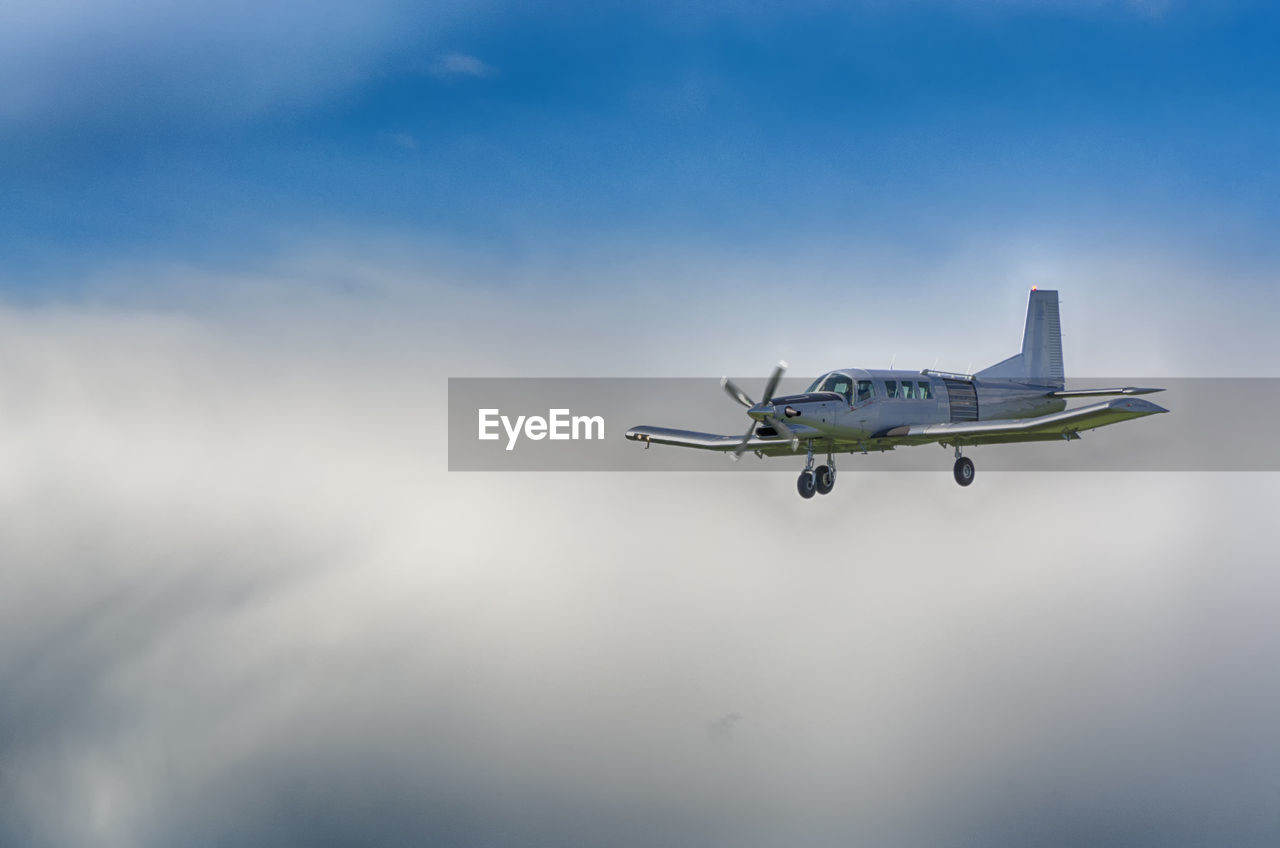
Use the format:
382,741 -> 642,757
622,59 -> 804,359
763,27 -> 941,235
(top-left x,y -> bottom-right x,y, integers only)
975,289 -> 1065,388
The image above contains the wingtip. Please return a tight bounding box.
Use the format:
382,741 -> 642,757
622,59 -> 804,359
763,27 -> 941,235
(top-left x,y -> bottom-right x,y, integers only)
1124,398 -> 1169,415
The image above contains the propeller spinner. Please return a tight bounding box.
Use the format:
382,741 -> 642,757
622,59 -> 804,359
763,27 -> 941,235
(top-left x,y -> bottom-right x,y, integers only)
720,360 -> 800,458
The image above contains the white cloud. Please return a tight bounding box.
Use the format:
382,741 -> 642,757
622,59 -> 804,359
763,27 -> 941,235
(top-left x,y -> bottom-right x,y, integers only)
0,0 -> 447,127
428,51 -> 496,80
1126,0 -> 1174,17
0,245 -> 1277,844
387,131 -> 418,149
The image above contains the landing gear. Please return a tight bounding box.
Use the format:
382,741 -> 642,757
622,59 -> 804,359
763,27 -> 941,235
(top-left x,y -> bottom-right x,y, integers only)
814,465 -> 834,495
815,449 -> 836,495
953,445 -> 975,487
797,441 -> 817,499
797,443 -> 836,499
797,470 -> 817,499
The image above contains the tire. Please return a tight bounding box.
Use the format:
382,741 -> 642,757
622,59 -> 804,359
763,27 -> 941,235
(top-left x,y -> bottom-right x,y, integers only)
814,465 -> 834,495
797,470 -> 817,499
953,456 -> 975,487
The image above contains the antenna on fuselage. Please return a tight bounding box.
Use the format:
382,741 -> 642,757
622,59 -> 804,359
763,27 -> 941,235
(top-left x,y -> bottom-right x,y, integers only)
889,353 -> 896,370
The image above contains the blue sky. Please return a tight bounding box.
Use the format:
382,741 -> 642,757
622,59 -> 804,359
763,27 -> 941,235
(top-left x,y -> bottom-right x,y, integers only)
3,1 -> 1279,287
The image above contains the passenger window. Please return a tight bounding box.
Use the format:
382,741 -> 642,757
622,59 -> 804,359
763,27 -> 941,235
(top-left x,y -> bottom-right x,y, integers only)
901,382 -> 915,399
918,381 -> 933,400
856,380 -> 874,403
885,380 -> 897,399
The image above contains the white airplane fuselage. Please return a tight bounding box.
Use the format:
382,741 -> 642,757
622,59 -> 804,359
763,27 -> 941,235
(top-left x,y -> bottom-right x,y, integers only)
754,369 -> 1067,445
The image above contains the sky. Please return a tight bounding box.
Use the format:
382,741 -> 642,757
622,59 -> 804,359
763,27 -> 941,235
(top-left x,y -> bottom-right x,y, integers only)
4,1 -> 1280,281
2,2 -> 1280,846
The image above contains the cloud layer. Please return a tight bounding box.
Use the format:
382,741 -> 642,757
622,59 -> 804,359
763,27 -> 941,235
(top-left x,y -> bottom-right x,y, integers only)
1,251 -> 1277,846
0,0 -> 443,126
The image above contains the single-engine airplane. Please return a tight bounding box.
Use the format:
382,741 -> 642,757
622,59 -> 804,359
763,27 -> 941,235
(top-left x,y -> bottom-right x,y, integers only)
626,289 -> 1167,498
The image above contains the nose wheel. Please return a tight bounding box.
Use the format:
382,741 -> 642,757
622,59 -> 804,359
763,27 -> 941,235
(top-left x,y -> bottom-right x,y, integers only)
797,443 -> 836,498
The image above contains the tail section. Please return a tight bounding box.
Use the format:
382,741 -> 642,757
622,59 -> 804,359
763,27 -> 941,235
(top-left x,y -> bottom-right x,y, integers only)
976,289 -> 1065,388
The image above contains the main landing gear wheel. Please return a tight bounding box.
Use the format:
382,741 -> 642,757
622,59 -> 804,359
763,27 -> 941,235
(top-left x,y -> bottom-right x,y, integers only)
953,456 -> 975,487
814,465 -> 834,495
797,470 -> 817,499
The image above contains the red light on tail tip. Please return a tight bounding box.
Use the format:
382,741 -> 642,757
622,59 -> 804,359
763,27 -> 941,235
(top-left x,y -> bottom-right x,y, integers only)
1031,286 -> 1038,291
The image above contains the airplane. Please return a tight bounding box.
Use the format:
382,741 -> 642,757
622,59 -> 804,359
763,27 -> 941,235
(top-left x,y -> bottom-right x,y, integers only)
625,289 -> 1167,498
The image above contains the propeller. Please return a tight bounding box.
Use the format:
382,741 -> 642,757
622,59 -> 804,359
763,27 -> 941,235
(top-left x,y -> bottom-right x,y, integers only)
720,360 -> 800,458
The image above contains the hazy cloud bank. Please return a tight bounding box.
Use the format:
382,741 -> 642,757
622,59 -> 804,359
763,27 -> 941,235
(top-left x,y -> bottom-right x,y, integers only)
0,249 -> 1277,846
0,0 -> 469,127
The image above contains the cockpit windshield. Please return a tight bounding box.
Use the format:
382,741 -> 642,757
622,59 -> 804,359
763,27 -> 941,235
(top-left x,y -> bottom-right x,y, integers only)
805,372 -> 864,403
819,373 -> 853,402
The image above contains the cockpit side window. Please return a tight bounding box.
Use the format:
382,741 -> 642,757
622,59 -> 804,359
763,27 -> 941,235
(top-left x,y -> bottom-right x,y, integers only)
820,374 -> 853,401
856,380 -> 874,403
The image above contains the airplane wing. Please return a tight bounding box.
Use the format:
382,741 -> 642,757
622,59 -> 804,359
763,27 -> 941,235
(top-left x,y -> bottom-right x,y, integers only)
877,397 -> 1168,447
628,398 -> 1166,455
625,423 -> 824,455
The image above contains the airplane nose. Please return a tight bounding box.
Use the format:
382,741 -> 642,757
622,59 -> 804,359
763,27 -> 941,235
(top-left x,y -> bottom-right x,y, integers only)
747,402 -> 774,421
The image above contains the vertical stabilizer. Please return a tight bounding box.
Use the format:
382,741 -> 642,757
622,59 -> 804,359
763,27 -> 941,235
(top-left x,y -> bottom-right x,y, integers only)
1022,289 -> 1064,387
975,289 -> 1065,388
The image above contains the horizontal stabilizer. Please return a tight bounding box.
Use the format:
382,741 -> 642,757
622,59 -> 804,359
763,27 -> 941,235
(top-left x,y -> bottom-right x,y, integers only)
1048,387 -> 1164,398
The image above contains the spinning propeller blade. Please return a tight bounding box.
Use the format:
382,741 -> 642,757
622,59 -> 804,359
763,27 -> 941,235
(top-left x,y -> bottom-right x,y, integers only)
721,376 -> 755,409
760,360 -> 787,404
725,361 -> 796,457
732,422 -> 757,459
768,414 -> 800,452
